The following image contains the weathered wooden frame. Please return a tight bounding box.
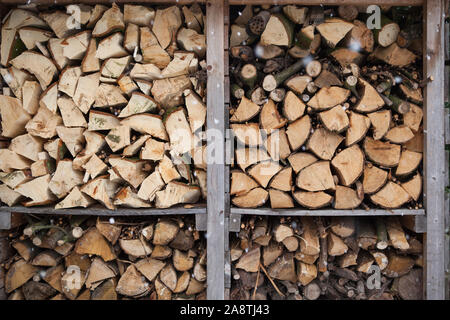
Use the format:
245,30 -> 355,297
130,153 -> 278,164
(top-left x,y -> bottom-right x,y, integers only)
0,0 -> 446,300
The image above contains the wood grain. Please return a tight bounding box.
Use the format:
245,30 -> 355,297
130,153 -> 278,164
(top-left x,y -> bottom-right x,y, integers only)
0,205 -> 206,216
206,0 -> 226,300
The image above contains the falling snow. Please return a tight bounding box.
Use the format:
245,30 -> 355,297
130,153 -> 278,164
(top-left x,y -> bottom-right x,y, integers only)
351,41 -> 362,52
302,55 -> 313,67
2,72 -> 12,84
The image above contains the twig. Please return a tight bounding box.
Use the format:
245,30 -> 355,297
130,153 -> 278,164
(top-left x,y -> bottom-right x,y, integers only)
27,225 -> 70,237
252,264 -> 261,300
259,262 -> 285,298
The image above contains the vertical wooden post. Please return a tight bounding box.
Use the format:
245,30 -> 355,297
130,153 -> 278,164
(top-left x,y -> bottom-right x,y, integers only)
424,0 -> 446,300
206,0 -> 225,300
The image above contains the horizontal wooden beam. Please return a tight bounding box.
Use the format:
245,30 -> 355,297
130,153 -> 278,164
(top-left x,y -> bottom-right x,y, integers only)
0,205 -> 206,216
231,208 -> 425,216
229,0 -> 423,6
0,0 -> 205,4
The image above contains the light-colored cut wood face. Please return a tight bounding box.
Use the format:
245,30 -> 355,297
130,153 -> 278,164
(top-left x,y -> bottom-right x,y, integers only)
0,2 -> 207,211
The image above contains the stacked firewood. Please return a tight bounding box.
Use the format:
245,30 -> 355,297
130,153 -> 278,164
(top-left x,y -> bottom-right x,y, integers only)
0,3 -> 207,209
230,216 -> 423,300
229,5 -> 424,209
0,215 -> 206,300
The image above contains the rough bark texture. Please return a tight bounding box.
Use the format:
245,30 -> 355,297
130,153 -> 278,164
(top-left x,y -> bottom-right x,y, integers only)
229,5 -> 423,210
0,215 -> 206,300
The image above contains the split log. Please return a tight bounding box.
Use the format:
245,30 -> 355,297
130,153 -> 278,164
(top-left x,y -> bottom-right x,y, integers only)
296,161 -> 335,192
386,218 -> 410,250
75,228 -> 116,262
372,43 -> 416,67
116,265 -> 149,297
334,186 -> 363,209
368,110 -> 391,140
363,138 -> 401,167
319,106 -> 349,133
396,151 -> 422,176
293,191 -> 332,209
286,115 -> 311,151
5,259 -> 37,293
316,18 -> 354,48
331,145 -> 364,186
3,215 -> 205,300
232,188 -> 269,208
370,182 -> 411,209
260,15 -> 294,47
269,253 -> 297,282
92,3 -> 124,38
307,87 -> 350,111
401,173 -> 422,201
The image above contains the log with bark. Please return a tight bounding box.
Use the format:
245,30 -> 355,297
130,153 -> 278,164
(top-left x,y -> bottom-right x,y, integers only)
229,5 -> 424,210
0,214 -> 206,300
231,216 -> 423,300
0,3 -> 207,209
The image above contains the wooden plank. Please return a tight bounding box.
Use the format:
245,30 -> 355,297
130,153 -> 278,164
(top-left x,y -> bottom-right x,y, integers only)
225,244 -> 232,289
1,0 -> 205,4
231,208 -> 425,216
0,205 -> 206,216
0,212 -> 24,230
229,212 -> 241,232
424,0 -> 446,300
224,76 -> 230,104
206,0 -> 225,300
445,65 -> 449,104
224,51 -> 230,77
228,0 -> 423,5
224,2 -> 232,300
445,149 -> 449,299
196,213 -> 208,231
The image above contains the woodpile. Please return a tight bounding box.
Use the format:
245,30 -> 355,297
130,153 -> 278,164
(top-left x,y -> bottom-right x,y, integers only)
0,215 -> 206,300
0,3 -> 207,209
229,5 -> 424,210
230,216 -> 423,300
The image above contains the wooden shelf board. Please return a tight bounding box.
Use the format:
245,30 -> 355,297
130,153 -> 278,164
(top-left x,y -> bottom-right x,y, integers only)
231,208 -> 425,216
0,205 -> 206,216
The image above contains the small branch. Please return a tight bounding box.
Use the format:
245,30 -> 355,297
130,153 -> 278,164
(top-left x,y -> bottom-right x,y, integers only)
252,264 -> 261,300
